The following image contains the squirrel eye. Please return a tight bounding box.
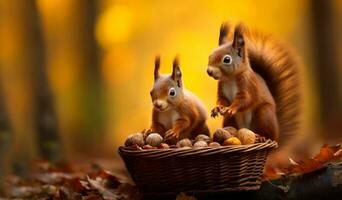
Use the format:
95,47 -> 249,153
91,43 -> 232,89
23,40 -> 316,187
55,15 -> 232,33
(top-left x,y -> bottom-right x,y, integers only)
169,87 -> 176,97
222,55 -> 232,65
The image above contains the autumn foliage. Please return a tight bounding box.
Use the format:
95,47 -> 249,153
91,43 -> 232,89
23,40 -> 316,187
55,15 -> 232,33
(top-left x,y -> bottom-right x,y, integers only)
264,144 -> 342,180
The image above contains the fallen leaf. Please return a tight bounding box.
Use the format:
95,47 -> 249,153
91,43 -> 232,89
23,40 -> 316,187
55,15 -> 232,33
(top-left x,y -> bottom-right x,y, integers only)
314,144 -> 339,163
288,158 -> 299,166
87,176 -> 119,200
58,185 -> 82,200
88,170 -> 120,189
115,182 -> 140,200
263,165 -> 282,180
36,172 -> 76,184
41,185 -> 57,196
9,186 -> 41,198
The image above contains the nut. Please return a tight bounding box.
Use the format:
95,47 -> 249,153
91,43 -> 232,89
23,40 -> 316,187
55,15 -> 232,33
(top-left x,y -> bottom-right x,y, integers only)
125,133 -> 145,147
223,137 -> 242,146
209,142 -> 221,147
143,144 -> 157,149
195,134 -> 210,143
236,128 -> 256,145
213,128 -> 232,144
194,140 -> 208,148
223,126 -> 237,136
129,144 -> 142,150
146,133 -> 163,147
176,138 -> 193,148
158,143 -> 170,149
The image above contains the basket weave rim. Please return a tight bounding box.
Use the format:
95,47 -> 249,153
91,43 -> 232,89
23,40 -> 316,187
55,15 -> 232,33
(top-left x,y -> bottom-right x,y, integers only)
118,139 -> 277,158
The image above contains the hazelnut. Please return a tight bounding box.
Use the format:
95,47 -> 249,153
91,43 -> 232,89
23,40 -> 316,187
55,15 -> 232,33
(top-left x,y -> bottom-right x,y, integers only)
125,134 -> 134,146
195,134 -> 210,143
209,142 -> 221,147
223,126 -> 237,136
125,133 -> 145,147
223,137 -> 242,146
176,138 -> 193,148
213,128 -> 232,144
194,140 -> 208,148
158,143 -> 170,149
129,144 -> 142,150
236,128 -> 256,145
146,133 -> 163,147
143,144 -> 157,149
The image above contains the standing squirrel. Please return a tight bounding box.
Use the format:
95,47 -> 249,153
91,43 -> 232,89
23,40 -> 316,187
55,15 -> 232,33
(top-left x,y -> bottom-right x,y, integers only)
207,22 -> 301,145
147,56 -> 210,142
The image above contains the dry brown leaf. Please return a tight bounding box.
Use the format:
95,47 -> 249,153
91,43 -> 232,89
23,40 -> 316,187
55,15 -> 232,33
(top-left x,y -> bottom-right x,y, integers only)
263,164 -> 282,180
314,144 -> 339,163
36,172 -> 76,184
9,186 -> 42,198
87,176 -> 119,200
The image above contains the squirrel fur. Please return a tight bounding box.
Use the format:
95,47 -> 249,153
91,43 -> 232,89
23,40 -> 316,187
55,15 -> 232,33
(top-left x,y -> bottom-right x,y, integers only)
147,56 -> 210,143
207,22 -> 301,146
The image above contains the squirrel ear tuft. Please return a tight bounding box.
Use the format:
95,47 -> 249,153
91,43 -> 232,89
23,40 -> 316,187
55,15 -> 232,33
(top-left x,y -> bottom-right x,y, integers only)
172,55 -> 182,87
154,55 -> 161,81
219,21 -> 231,45
232,23 -> 246,58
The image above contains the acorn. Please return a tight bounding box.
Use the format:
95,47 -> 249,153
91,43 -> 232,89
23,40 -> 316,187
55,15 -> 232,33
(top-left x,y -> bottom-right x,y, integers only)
213,128 -> 232,144
223,137 -> 242,146
146,133 -> 163,147
223,126 -> 238,136
176,138 -> 193,148
209,142 -> 221,147
194,140 -> 208,148
158,143 -> 170,149
143,144 -> 157,149
236,128 -> 256,145
125,133 -> 145,147
195,134 -> 210,143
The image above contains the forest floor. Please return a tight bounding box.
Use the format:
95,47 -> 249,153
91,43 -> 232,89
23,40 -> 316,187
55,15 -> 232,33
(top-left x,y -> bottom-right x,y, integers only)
1,144 -> 342,200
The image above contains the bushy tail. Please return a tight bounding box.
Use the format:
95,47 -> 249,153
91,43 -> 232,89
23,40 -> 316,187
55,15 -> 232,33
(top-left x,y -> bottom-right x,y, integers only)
243,26 -> 302,146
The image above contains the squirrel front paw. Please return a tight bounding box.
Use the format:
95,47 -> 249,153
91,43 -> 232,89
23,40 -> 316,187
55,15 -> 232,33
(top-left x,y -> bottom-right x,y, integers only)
211,106 -> 221,118
211,105 -> 229,118
220,106 -> 237,117
165,129 -> 180,140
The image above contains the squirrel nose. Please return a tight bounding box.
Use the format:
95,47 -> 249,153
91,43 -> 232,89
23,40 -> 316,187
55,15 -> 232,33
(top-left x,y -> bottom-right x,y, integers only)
154,102 -> 162,109
207,69 -> 213,76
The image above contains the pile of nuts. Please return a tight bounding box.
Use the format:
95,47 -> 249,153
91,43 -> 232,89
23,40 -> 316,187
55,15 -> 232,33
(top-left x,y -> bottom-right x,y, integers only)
124,126 -> 258,150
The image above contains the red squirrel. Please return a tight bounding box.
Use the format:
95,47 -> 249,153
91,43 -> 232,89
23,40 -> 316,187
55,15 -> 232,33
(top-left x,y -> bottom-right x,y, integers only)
207,22 -> 301,145
147,56 -> 209,142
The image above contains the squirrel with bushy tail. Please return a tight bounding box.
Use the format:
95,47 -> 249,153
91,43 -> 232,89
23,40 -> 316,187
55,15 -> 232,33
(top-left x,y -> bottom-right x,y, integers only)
207,22 -> 301,146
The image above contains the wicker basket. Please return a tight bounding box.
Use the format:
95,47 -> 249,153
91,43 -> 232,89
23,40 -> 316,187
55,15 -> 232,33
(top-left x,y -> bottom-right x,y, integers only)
118,139 -> 277,195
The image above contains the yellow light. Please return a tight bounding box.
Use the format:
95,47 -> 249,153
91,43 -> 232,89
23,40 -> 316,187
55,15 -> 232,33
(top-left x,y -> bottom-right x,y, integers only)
96,5 -> 133,48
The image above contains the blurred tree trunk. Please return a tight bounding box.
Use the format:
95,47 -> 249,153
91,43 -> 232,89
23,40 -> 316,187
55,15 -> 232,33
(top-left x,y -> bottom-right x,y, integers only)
37,0 -> 105,154
27,0 -> 63,162
75,0 -> 105,152
311,0 -> 342,138
0,0 -> 62,166
0,78 -> 12,185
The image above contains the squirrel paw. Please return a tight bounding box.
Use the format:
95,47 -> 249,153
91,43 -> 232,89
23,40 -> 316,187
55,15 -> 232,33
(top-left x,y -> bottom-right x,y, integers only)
220,106 -> 237,117
211,106 -> 221,118
165,129 -> 179,140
